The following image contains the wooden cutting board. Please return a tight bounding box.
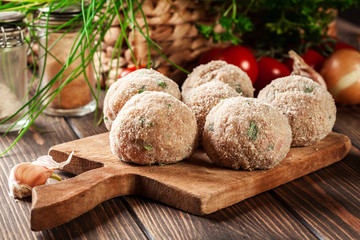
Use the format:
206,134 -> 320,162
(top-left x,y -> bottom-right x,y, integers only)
30,132 -> 351,231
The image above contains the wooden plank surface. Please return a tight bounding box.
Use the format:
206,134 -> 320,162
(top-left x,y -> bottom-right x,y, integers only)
1,101 -> 359,239
125,194 -> 317,239
0,116 -> 146,239
0,117 -> 77,239
272,147 -> 360,240
333,106 -> 360,148
269,106 -> 360,240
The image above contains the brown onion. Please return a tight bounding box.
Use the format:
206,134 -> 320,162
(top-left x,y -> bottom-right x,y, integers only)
320,49 -> 360,105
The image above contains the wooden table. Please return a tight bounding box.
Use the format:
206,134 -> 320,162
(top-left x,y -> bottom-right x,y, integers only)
1,101 -> 359,239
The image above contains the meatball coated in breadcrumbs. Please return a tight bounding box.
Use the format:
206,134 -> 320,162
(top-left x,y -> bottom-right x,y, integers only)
103,69 -> 181,130
203,97 -> 292,170
110,91 -> 197,165
258,75 -> 336,147
181,60 -> 254,102
183,81 -> 240,145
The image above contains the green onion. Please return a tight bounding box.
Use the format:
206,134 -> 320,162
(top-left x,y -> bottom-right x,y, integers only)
139,117 -> 145,127
304,87 -> 313,93
138,85 -> 146,93
247,121 -> 258,141
143,145 -> 152,151
158,80 -> 166,88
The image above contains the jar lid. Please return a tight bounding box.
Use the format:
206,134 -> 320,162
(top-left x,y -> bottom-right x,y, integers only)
0,11 -> 25,23
37,2 -> 88,26
38,2 -> 86,16
0,11 -> 25,48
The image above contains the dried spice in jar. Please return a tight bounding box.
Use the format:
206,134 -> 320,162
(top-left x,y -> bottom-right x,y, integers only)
0,12 -> 29,132
37,3 -> 96,116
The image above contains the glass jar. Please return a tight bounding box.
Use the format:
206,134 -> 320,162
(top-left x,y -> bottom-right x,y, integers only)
0,12 -> 29,132
37,3 -> 96,116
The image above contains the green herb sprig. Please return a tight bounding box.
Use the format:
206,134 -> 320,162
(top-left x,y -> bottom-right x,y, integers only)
0,0 -> 173,155
196,0 -> 358,57
248,120 -> 258,141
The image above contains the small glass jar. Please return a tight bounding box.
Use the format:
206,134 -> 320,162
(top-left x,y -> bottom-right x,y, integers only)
37,3 -> 96,116
0,12 -> 29,132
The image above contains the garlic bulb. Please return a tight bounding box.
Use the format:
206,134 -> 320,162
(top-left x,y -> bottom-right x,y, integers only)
9,152 -> 74,199
289,50 -> 327,89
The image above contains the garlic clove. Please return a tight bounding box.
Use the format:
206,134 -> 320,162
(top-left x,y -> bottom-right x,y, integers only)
8,151 -> 74,199
33,151 -> 74,170
14,163 -> 54,188
9,163 -> 53,199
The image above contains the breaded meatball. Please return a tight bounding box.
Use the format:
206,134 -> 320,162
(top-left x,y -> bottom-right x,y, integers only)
257,75 -> 336,147
103,69 -> 181,130
181,60 -> 254,102
203,97 -> 292,170
183,81 -> 240,145
110,91 -> 197,165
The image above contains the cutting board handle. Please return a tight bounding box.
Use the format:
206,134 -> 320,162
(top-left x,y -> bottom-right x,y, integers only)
30,167 -> 134,231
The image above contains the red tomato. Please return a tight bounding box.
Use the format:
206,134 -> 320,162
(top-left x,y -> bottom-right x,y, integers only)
214,46 -> 259,84
254,57 -> 291,94
320,37 -> 357,54
199,48 -> 223,65
301,49 -> 325,72
283,57 -> 294,72
334,41 -> 357,51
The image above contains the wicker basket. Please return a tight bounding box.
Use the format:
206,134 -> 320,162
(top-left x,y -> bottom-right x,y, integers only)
98,0 -> 228,86
29,3 -> 341,88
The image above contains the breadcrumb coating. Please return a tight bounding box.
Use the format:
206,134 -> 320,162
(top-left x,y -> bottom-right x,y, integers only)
203,97 -> 292,170
104,69 -> 181,130
181,60 -> 254,102
110,91 -> 197,165
258,75 -> 336,146
184,81 -> 240,146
